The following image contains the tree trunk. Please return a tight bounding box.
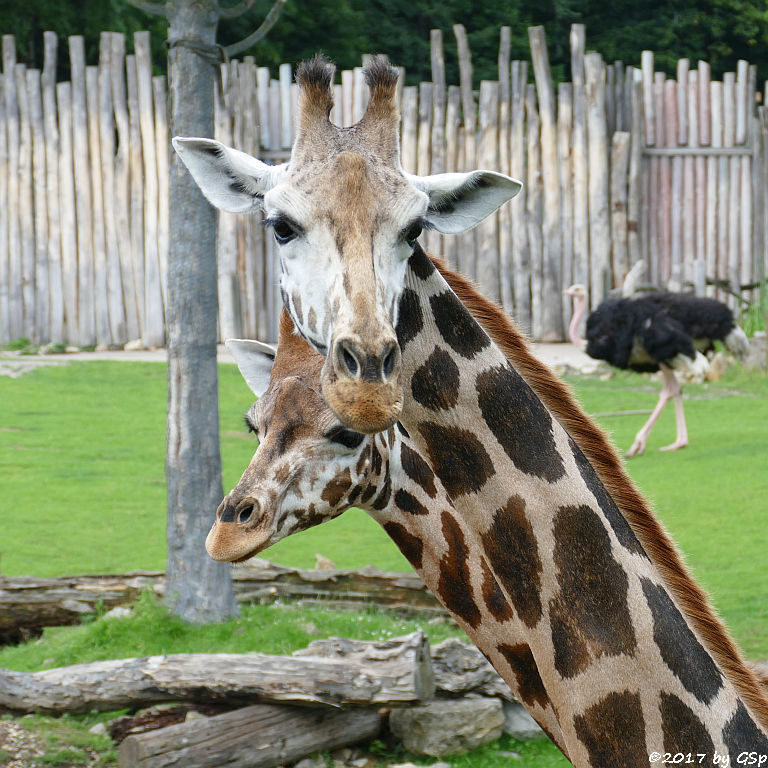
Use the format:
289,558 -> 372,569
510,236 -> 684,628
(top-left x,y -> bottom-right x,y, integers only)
165,0 -> 237,623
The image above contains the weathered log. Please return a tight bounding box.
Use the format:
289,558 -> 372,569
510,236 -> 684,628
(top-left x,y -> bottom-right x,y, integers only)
0,560 -> 447,640
0,632 -> 434,714
0,572 -> 163,642
118,703 -> 382,768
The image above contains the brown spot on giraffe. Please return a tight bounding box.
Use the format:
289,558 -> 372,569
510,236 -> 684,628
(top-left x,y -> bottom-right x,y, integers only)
573,691 -> 647,767
480,494 -> 543,629
320,467 -> 353,507
418,422 -> 495,499
436,510 -> 481,629
399,443 -> 437,498
475,363 -> 565,482
395,287 -> 423,350
641,577 -> 723,704
659,692 -> 715,756
549,505 -> 637,678
480,560 -> 514,622
497,643 -> 548,710
383,521 -> 424,570
394,488 -> 429,516
411,348 -> 460,411
430,290 -> 491,359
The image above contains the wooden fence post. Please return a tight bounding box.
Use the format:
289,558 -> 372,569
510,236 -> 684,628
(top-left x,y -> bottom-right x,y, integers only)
477,80 -> 500,302
42,31 -> 63,343
497,27 -> 513,313
0,59 -> 8,343
529,25 -> 562,339
585,52 -> 610,303
627,73 -> 643,268
525,84 -> 543,338
570,25 -> 589,303
558,82 -> 574,328
510,60 -> 530,331
428,28 -> 446,257
610,132 -> 630,283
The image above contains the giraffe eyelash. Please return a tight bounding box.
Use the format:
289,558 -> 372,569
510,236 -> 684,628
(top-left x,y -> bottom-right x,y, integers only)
243,414 -> 259,437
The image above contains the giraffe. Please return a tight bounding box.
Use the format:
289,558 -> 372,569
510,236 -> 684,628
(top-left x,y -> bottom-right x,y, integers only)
174,58 -> 768,764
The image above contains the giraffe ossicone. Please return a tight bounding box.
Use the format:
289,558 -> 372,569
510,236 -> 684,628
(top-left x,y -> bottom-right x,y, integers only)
172,54 -> 520,433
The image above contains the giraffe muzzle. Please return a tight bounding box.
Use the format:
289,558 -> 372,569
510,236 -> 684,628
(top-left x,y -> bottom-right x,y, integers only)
323,334 -> 403,433
207,494 -> 274,562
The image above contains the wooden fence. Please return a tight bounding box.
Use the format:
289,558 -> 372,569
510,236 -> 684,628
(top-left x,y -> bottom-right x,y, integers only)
1,25 -> 767,347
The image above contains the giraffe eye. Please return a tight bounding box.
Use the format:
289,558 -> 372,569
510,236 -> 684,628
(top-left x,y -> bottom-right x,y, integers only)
325,426 -> 365,450
403,221 -> 423,246
244,415 -> 260,439
272,219 -> 297,245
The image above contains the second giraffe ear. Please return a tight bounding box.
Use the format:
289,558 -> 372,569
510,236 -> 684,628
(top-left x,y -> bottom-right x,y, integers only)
406,170 -> 522,235
226,339 -> 276,398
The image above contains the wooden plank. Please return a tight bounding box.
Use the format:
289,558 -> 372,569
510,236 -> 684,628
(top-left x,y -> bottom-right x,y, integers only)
428,28 -> 446,257
570,25 -> 589,302
558,82 -> 574,328
340,69 -> 353,127
109,34 -> 139,341
724,71 -> 740,304
135,31 -> 163,347
605,63 -> 615,137
353,66 -> 366,123
627,74 -> 644,267
443,85 -> 461,272
87,64 -> 111,346
525,84 -> 543,338
279,62 -> 292,148
42,31 -> 63,343
529,25 -> 561,338
641,50 -> 655,146
497,27 -> 512,312
256,67 -> 270,148
153,74 -> 169,327
739,63 -> 753,292
614,60 -> 625,131
3,36 -> 22,341
70,37 -> 94,346
676,59 -> 689,145
416,82 -> 432,177
0,65 -> 8,342
56,81 -> 78,343
16,64 -> 36,339
119,705 -> 381,768
27,68 -> 49,343
736,59 -> 749,145
646,70 -> 662,284
713,79 -> 728,299
683,70 -> 697,283
476,80 -> 499,303
698,61 -> 711,146
666,76 -> 681,289
454,22 -> 477,281
706,77 -> 720,296
400,86 -> 418,175
610,132 -> 631,284
690,70 -> 706,281
126,55 -> 146,340
508,61 -> 529,331
585,52 -> 610,303
214,65 -> 240,342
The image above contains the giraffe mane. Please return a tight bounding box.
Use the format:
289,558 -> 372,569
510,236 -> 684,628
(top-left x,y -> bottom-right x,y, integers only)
431,255 -> 768,730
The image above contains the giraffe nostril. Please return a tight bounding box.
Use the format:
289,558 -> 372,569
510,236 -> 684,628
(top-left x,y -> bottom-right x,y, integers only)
342,345 -> 359,377
381,342 -> 399,379
236,498 -> 260,525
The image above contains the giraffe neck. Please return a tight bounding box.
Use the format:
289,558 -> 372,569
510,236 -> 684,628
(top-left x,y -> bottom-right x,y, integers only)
387,246 -> 768,767
358,425 -> 570,754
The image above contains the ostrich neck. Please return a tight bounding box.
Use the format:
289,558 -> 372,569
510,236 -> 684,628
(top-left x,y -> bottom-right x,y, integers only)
568,296 -> 587,347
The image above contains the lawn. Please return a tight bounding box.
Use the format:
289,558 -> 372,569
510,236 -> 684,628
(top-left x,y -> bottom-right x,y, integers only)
1,356 -> 766,767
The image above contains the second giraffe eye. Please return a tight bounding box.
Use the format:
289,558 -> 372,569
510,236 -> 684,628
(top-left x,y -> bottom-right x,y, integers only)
403,221 -> 423,246
273,220 -> 297,245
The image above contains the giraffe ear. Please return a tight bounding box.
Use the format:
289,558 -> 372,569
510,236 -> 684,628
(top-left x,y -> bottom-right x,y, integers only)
226,339 -> 277,397
406,170 -> 522,235
172,137 -> 287,214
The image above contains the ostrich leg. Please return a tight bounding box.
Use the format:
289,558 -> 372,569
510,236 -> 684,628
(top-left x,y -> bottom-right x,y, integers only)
626,364 -> 687,457
657,365 -> 689,452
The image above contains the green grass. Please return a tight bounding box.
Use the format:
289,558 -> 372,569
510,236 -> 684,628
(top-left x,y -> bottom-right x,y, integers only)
2,358 -> 764,768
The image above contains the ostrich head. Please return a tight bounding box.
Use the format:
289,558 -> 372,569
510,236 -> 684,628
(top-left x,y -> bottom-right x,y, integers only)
564,284 -> 588,348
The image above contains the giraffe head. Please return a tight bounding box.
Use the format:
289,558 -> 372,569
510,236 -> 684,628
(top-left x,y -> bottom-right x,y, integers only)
207,312 -> 383,563
173,55 -> 521,433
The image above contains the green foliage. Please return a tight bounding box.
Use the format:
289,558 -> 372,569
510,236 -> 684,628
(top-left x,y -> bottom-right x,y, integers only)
4,0 -> 768,87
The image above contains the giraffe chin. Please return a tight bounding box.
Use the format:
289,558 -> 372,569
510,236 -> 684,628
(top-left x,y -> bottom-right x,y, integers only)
205,520 -> 274,563
321,376 -> 403,434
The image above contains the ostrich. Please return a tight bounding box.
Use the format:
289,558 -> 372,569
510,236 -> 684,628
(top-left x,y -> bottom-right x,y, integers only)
565,283 -> 749,457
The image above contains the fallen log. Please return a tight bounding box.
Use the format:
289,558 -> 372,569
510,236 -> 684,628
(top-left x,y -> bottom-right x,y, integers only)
0,560 -> 446,642
0,571 -> 163,643
0,631 -> 434,715
118,703 -> 382,768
